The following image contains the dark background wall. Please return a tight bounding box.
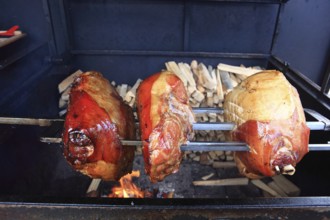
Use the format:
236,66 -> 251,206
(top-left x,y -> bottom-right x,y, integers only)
272,0 -> 330,87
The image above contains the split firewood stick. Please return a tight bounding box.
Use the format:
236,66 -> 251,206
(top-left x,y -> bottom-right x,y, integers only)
116,85 -> 121,94
198,63 -> 216,91
58,70 -> 83,93
215,69 -> 224,101
251,179 -> 281,197
192,90 -> 205,103
271,175 -> 300,196
229,73 -> 239,87
59,98 -> 67,109
60,87 -> 71,101
252,66 -> 262,70
165,61 -> 188,87
124,78 -> 142,103
191,60 -> 203,84
197,85 -> 205,93
219,70 -> 233,92
217,63 -> 261,76
187,87 -> 196,96
193,178 -> 249,186
86,178 -> 102,196
193,155 -> 200,162
211,68 -> 217,83
235,73 -> 248,81
178,62 -> 196,88
0,117 -> 54,126
119,84 -> 128,99
206,97 -> 214,107
59,109 -> 67,117
201,173 -> 215,180
208,151 -> 218,160
267,181 -> 288,197
212,161 -> 236,169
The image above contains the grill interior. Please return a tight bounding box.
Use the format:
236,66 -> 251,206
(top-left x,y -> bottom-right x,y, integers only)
0,0 -> 330,218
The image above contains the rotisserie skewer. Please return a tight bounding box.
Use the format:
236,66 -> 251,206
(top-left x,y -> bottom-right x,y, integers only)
39,137 -> 330,152
0,107 -> 328,152
0,108 -> 327,130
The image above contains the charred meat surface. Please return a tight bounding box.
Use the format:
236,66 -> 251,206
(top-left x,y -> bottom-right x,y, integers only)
224,70 -> 309,179
62,71 -> 136,181
136,71 -> 195,182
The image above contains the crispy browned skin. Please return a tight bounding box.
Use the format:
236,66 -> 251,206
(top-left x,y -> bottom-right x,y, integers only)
224,70 -> 309,179
62,71 -> 136,181
136,71 -> 195,182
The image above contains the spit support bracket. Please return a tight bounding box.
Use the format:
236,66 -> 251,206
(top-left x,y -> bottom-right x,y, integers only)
304,108 -> 330,131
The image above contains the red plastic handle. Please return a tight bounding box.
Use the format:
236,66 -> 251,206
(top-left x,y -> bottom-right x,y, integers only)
0,25 -> 20,36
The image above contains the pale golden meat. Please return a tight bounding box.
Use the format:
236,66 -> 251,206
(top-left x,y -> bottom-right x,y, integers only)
224,70 -> 310,179
136,71 -> 195,183
62,71 -> 136,181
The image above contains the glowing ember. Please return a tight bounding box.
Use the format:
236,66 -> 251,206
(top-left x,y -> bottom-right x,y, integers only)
108,170 -> 145,198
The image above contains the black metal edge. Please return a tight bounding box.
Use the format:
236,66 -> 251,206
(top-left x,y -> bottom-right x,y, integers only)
1,196 -> 330,209
123,0 -> 287,3
42,0 -> 72,64
321,56 -> 330,94
268,55 -> 330,112
61,0 -> 289,3
70,50 -> 270,59
0,42 -> 48,70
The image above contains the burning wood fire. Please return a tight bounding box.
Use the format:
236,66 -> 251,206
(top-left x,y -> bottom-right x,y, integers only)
108,170 -> 145,198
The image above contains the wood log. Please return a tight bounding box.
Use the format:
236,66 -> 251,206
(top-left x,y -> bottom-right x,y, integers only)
187,86 -> 196,96
214,151 -> 224,157
165,61 -> 188,87
192,90 -> 205,102
59,109 -> 67,117
251,179 -> 280,197
59,98 -> 67,109
212,161 -> 236,169
215,69 -> 224,101
201,173 -> 215,180
119,84 -> 128,99
229,73 -> 239,87
272,175 -> 300,196
124,78 -> 142,103
200,152 -> 212,165
193,178 -> 249,186
193,155 -> 200,162
178,62 -> 196,88
198,63 -> 216,91
60,87 -> 71,101
267,181 -> 288,197
197,85 -> 205,93
207,97 -> 214,107
58,70 -> 83,93
218,63 -> 261,76
208,151 -> 218,160
219,71 -> 233,92
86,179 -> 101,194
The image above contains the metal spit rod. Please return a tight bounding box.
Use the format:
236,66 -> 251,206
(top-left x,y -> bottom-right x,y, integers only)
0,119 -> 325,131
0,107 -> 328,130
40,137 -> 330,152
2,107 -> 329,151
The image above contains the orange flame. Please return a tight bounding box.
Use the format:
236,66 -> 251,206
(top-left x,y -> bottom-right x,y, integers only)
108,170 -> 145,198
